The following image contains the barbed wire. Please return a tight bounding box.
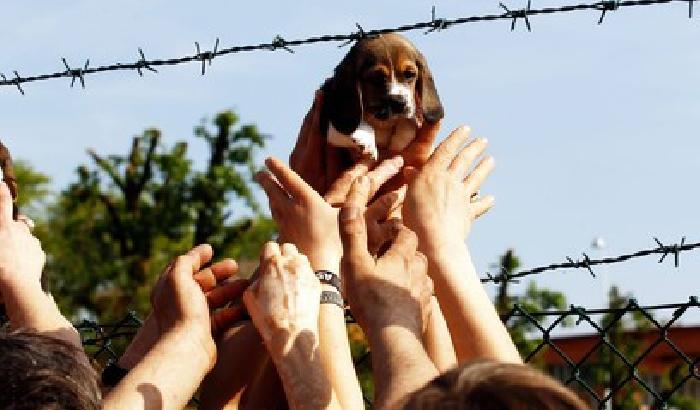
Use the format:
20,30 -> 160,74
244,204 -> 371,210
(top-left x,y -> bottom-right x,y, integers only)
481,236 -> 700,283
1,0 -> 696,93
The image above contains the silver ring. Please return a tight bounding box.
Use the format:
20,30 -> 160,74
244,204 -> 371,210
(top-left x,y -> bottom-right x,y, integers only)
470,191 -> 481,203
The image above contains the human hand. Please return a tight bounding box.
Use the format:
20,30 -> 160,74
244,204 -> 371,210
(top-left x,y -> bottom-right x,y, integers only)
243,242 -> 321,355
289,91 -> 353,196
256,156 -> 403,272
402,126 -> 494,256
0,182 -> 44,295
148,244 -> 249,369
339,176 -> 433,338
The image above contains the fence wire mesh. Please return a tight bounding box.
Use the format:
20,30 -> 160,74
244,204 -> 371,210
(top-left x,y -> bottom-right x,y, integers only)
1,0 -> 696,93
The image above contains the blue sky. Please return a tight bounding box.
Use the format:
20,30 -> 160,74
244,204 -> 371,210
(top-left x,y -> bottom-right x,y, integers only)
2,1 -> 699,323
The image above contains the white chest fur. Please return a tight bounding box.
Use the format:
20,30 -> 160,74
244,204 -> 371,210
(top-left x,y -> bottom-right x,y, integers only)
327,118 -> 417,160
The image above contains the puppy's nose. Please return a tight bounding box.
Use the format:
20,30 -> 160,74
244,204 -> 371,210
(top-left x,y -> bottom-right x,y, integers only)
387,95 -> 407,114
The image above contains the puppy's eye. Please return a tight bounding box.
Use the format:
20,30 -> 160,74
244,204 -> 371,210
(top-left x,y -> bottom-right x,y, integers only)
403,70 -> 417,80
369,71 -> 388,84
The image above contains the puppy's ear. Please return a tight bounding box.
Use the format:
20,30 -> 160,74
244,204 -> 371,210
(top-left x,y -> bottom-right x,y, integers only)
415,51 -> 443,125
321,47 -> 362,135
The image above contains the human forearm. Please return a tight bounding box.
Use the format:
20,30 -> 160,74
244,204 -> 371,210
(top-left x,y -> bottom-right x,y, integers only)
103,329 -> 212,410
2,283 -> 81,348
269,330 -> 340,410
368,325 -> 438,410
422,296 -> 457,372
319,291 -> 364,410
427,242 -> 521,364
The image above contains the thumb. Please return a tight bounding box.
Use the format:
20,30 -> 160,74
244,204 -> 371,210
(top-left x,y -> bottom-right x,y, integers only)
339,177 -> 373,272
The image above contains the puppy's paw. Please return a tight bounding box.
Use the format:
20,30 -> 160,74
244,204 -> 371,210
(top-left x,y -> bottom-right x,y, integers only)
359,141 -> 378,160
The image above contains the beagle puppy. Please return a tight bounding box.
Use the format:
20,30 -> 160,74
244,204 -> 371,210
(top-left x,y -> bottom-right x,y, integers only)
321,33 -> 443,160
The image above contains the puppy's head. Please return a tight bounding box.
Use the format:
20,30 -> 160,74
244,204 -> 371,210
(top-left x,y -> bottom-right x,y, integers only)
322,33 -> 443,135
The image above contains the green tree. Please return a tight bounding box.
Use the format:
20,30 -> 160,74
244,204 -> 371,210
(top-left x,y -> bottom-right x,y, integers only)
13,160 -> 51,214
42,111 -> 275,321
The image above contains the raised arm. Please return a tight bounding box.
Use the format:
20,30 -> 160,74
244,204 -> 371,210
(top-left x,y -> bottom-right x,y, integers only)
0,181 -> 82,350
103,244 -> 247,410
340,176 -> 439,410
402,125 -> 521,364
243,242 -> 341,410
256,155 -> 404,410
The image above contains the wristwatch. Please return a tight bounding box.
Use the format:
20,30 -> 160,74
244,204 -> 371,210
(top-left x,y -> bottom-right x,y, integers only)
320,290 -> 344,308
315,270 -> 341,293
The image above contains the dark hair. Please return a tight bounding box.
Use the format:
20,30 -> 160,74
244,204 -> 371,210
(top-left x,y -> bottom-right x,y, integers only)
404,360 -> 590,410
0,330 -> 101,410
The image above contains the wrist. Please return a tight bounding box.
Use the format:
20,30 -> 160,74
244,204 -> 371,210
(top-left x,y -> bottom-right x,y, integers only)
118,314 -> 159,370
267,324 -> 319,359
364,311 -> 422,342
161,325 -> 216,371
306,252 -> 341,274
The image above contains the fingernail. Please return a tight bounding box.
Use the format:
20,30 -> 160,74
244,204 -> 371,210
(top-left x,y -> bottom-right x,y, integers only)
481,137 -> 489,144
340,206 -> 361,222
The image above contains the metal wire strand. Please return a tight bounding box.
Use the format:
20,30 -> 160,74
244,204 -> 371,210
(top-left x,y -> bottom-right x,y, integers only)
0,0 -> 693,93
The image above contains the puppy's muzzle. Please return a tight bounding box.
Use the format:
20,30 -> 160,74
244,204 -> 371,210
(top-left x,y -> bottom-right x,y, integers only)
373,95 -> 410,120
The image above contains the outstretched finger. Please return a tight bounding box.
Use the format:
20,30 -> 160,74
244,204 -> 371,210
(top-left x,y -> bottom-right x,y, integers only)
211,305 -> 248,337
471,194 -> 495,219
194,259 -> 239,291
367,156 -> 404,198
463,156 -> 495,195
207,279 -> 251,309
260,241 -> 281,264
265,157 -> 317,203
186,244 -> 214,272
448,137 -> 488,179
256,170 -> 291,214
365,189 -> 404,223
403,120 -> 441,167
426,126 -> 471,171
339,177 -> 373,267
323,158 -> 373,205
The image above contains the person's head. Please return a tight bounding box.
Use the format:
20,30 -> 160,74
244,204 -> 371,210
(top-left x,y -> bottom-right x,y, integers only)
404,360 -> 589,410
0,330 -> 101,410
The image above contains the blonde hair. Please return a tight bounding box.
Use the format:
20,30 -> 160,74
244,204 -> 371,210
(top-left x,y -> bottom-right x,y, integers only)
404,360 -> 590,410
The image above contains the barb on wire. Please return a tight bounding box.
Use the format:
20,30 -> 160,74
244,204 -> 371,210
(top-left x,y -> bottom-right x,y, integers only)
135,48 -> 158,77
425,6 -> 449,34
339,23 -> 371,48
270,35 -> 294,53
1,72 -> 25,95
195,38 -> 220,75
596,0 -> 620,23
482,236 -> 700,283
500,0 -> 533,31
0,0 -> 691,92
62,58 -> 90,88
